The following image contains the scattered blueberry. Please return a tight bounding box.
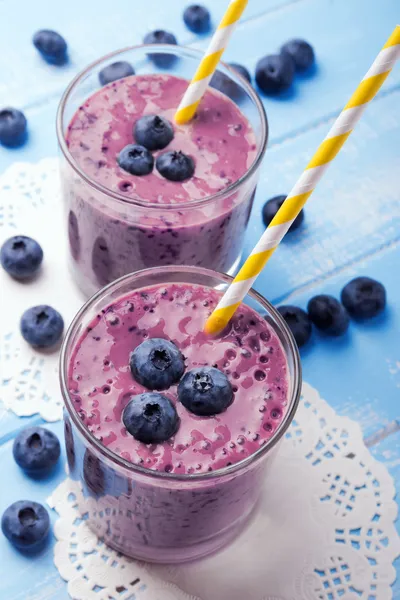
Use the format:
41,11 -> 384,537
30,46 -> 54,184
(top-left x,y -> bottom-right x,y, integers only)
229,62 -> 251,83
277,305 -> 312,347
98,61 -> 135,85
341,277 -> 386,319
117,144 -> 154,176
0,235 -> 43,279
13,427 -> 60,474
0,108 -> 27,147
130,338 -> 185,390
20,305 -> 64,348
262,195 -> 304,231
183,5 -> 211,33
156,151 -> 195,182
143,30 -> 177,68
281,39 -> 315,72
178,366 -> 233,416
255,54 -> 295,94
33,30 -> 67,64
2,500 -> 50,549
134,115 -> 174,151
122,392 -> 179,443
307,295 -> 349,336
210,70 -> 243,99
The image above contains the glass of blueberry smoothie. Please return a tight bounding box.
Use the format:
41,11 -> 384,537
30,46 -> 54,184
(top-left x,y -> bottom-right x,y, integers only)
57,44 -> 268,297
60,265 -> 301,562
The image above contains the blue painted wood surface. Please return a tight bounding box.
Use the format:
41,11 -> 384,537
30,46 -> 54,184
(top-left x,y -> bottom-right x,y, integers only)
0,0 -> 399,597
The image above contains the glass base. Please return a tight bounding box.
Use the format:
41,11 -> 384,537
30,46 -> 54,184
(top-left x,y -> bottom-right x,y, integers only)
86,496 -> 256,563
70,252 -> 243,300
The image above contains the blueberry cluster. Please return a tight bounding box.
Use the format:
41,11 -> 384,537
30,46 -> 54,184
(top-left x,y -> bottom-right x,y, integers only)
1,426 -> 61,550
255,38 -> 315,95
278,277 -> 386,348
1,235 -> 64,348
117,114 -> 195,181
123,338 -> 233,444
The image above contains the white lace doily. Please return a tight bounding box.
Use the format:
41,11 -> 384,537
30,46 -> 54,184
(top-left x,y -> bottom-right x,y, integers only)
0,158 -> 83,421
47,382 -> 400,600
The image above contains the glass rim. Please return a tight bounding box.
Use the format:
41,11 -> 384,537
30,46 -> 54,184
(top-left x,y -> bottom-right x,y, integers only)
56,43 -> 268,210
60,265 -> 301,483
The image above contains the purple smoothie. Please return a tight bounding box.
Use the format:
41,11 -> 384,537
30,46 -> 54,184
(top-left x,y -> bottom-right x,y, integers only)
64,281 -> 290,561
62,74 -> 259,296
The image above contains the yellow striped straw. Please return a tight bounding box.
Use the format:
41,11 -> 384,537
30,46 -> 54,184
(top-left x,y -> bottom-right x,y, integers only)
205,25 -> 400,336
175,0 -> 248,124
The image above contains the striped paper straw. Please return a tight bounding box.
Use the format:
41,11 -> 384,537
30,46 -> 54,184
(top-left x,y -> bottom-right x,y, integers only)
174,0 -> 248,125
205,25 -> 400,336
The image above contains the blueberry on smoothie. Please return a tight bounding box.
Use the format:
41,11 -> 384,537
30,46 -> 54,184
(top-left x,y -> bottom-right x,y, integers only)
123,392 -> 180,443
134,115 -> 174,151
229,62 -> 251,83
130,338 -> 185,390
307,295 -> 349,336
255,54 -> 295,94
20,305 -> 64,348
178,367 -> 233,416
2,501 -> 50,549
280,39 -> 315,72
183,5 -> 211,33
143,30 -> 177,68
99,61 -> 135,85
13,427 -> 60,474
0,108 -> 27,147
33,30 -> 67,64
262,196 -> 304,232
277,305 -> 312,347
117,144 -> 154,176
1,235 -> 43,279
156,151 -> 195,182
341,277 -> 386,319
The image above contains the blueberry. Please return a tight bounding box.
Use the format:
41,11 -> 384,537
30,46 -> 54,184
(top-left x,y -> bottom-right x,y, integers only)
307,295 -> 349,336
122,392 -> 179,443
281,39 -> 315,72
178,367 -> 233,416
98,61 -> 135,85
229,62 -> 251,83
156,151 -> 195,182
33,30 -> 67,64
64,418 -> 76,471
255,54 -> 295,94
134,115 -> 174,151
20,305 -> 64,348
2,500 -> 50,549
277,305 -> 312,347
183,5 -> 211,33
130,338 -> 185,390
0,108 -> 27,147
210,70 -> 242,99
117,144 -> 154,176
0,235 -> 43,279
143,30 -> 177,68
262,195 -> 304,232
341,277 -> 386,319
83,450 -> 105,496
13,427 -> 60,474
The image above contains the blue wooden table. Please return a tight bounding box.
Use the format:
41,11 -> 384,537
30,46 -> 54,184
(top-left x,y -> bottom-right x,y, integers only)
0,0 -> 399,597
